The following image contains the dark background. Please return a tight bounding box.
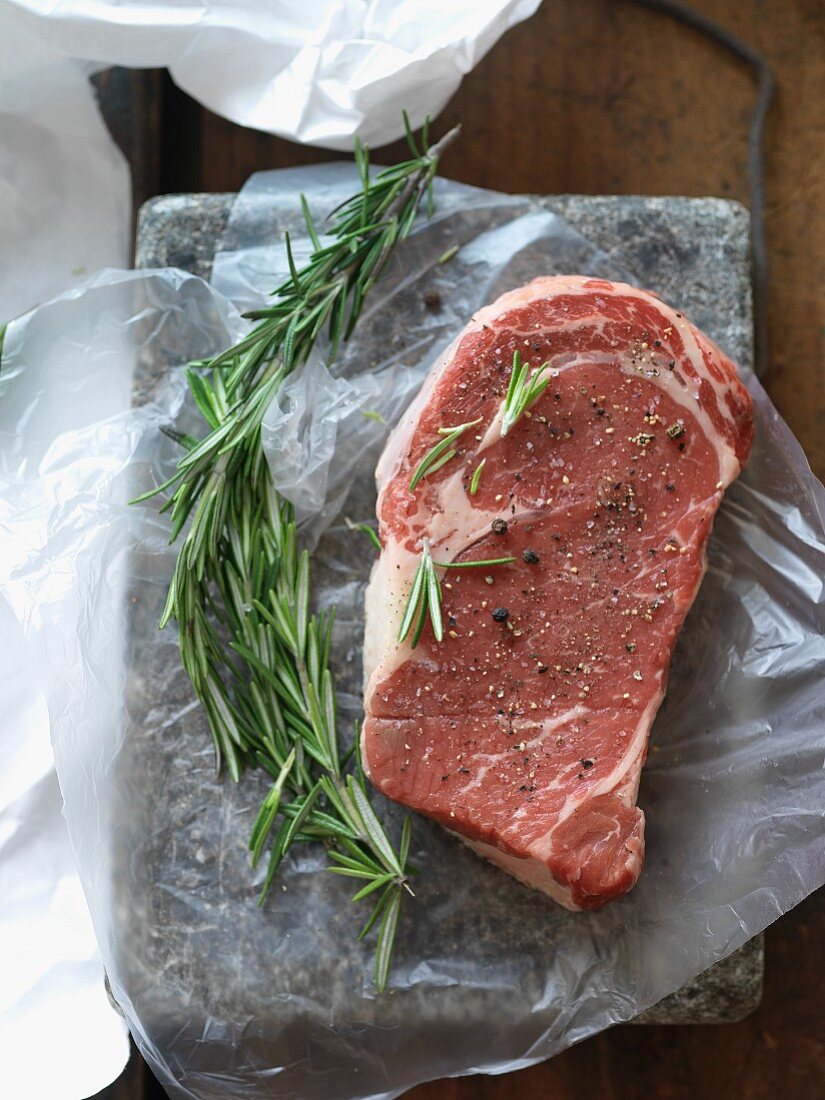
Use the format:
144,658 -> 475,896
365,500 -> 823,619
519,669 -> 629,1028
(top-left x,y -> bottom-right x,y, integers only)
95,1 -> 824,1096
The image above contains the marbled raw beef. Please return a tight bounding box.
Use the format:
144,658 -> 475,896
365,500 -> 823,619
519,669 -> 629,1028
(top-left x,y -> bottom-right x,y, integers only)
362,276 -> 753,909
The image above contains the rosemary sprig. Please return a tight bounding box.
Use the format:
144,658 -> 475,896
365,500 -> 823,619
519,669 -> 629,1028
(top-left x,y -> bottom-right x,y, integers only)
500,350 -> 552,436
398,539 -> 516,648
398,538 -> 443,646
409,417 -> 481,491
141,118 -> 460,990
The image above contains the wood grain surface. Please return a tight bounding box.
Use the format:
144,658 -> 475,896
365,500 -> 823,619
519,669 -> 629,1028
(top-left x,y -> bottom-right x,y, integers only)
94,0 -> 824,1096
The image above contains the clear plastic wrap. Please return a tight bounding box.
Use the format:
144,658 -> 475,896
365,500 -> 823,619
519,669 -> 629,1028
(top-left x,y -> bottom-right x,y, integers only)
1,176 -> 824,1100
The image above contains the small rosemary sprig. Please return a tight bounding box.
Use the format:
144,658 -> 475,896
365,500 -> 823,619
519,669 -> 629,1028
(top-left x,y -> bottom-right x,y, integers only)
500,350 -> 552,436
408,417 -> 482,492
139,117 -> 460,991
398,539 -> 443,646
398,538 -> 516,648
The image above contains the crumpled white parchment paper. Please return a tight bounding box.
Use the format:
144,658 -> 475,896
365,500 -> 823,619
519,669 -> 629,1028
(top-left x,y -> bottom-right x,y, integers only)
0,5 -> 131,321
5,0 -> 541,148
0,6 -> 131,1098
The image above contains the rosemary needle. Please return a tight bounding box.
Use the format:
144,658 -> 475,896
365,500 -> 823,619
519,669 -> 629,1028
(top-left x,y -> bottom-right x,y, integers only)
141,117 -> 460,991
438,244 -> 459,265
345,517 -> 382,552
468,457 -> 486,496
435,556 -> 516,569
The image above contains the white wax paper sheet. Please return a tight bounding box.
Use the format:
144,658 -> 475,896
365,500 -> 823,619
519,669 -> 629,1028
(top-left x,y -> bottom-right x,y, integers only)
0,6 -> 132,1097
0,4 -> 131,322
0,174 -> 824,1100
5,0 -> 541,148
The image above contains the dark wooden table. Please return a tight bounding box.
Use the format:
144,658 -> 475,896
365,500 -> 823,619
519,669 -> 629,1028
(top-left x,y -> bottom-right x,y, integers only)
95,1 -> 824,1096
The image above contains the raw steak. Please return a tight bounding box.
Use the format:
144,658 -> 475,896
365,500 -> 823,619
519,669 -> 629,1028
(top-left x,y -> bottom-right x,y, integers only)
361,276 -> 753,910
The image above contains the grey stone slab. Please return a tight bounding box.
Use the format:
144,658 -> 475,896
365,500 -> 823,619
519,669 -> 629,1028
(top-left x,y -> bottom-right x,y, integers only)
131,190 -> 763,1031
136,193 -> 231,282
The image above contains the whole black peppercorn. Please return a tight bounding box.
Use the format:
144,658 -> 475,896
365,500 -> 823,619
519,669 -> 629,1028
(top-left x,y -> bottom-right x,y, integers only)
491,518 -> 508,535
522,548 -> 540,564
491,607 -> 509,623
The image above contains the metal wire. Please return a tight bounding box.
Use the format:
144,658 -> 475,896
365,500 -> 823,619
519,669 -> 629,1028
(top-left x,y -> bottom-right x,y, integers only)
626,0 -> 776,376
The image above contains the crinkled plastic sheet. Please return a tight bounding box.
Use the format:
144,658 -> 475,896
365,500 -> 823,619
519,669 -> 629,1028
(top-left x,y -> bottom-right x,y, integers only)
1,176 -> 824,1100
